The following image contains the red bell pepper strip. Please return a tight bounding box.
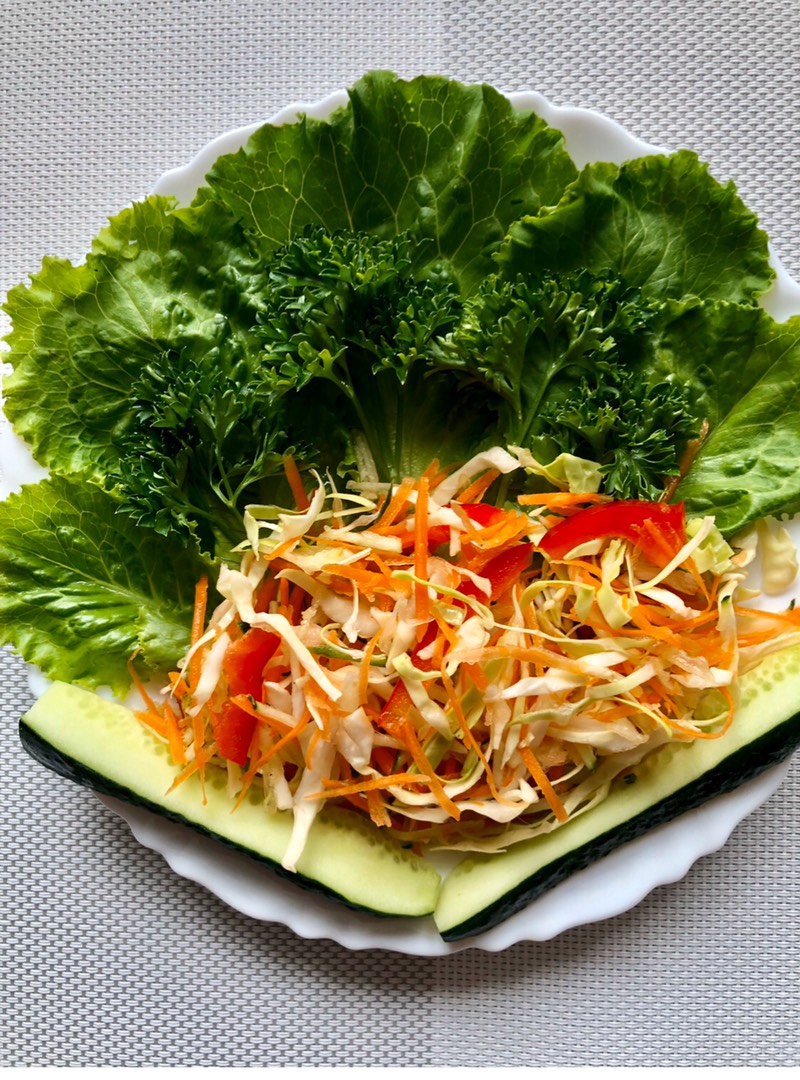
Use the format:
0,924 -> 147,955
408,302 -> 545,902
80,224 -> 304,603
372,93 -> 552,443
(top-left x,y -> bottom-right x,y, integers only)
459,543 -> 533,601
212,627 -> 281,765
380,622 -> 438,734
223,627 -> 280,700
371,744 -> 398,775
210,701 -> 257,767
538,500 -> 686,567
459,502 -> 506,528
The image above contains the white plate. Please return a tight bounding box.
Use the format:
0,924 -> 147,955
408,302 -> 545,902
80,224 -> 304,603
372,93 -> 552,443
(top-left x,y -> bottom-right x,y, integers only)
5,86 -> 799,955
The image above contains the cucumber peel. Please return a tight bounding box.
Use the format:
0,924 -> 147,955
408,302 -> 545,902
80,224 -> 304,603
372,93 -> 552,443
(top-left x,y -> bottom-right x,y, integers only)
19,681 -> 441,919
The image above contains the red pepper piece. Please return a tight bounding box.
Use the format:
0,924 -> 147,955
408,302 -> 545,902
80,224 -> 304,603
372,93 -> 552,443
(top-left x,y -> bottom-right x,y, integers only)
379,622 -> 438,734
400,503 -> 506,553
371,745 -> 398,775
210,628 -> 281,766
460,543 -> 534,601
379,684 -> 414,734
437,753 -> 462,779
211,700 -> 257,767
223,627 -> 280,700
401,524 -> 452,553
459,502 -> 506,528
538,500 -> 686,567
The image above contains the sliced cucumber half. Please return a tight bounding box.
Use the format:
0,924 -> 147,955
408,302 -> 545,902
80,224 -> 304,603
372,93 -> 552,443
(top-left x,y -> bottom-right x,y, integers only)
19,644 -> 800,941
19,680 -> 442,918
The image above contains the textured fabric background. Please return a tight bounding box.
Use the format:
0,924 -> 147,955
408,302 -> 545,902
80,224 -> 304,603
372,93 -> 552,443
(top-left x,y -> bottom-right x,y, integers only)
2,0 -> 799,1067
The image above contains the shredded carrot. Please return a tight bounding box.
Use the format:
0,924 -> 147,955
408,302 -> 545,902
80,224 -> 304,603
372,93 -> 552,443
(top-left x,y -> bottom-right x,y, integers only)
127,652 -> 157,711
455,507 -> 530,549
229,694 -> 292,734
134,707 -> 169,739
414,475 -> 430,621
321,562 -> 398,597
397,721 -> 461,820
309,771 -> 424,800
191,705 -> 209,782
520,746 -> 569,822
162,699 -> 188,766
431,608 -> 460,648
305,682 -> 335,739
265,536 -> 301,564
373,477 -> 415,531
463,662 -> 488,693
127,654 -> 188,765
420,458 -> 442,483
365,788 -> 392,828
168,670 -> 189,698
369,548 -> 398,579
189,575 -> 209,692
306,720 -> 325,758
517,491 -> 610,507
283,454 -> 310,510
456,469 -> 501,505
359,629 -> 383,706
285,582 -> 307,625
166,743 -> 216,801
254,574 -> 279,613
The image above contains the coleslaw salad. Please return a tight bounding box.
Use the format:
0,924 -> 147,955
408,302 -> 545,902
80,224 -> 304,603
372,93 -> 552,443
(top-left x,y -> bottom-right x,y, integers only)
130,447 -> 800,871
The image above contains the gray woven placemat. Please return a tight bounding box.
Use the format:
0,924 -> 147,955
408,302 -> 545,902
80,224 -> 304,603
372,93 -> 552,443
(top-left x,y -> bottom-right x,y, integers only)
3,0 -> 799,1067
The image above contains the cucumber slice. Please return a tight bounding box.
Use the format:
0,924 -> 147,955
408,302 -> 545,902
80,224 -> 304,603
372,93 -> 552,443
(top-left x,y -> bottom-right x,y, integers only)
434,644 -> 800,941
19,646 -> 800,941
19,681 -> 441,918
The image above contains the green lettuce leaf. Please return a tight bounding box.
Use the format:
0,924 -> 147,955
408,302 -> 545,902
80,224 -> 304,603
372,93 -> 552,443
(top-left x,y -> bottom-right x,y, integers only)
204,71 -> 578,292
644,300 -> 783,428
497,151 -> 774,303
0,476 -> 209,693
3,195 -> 266,484
671,309 -> 800,533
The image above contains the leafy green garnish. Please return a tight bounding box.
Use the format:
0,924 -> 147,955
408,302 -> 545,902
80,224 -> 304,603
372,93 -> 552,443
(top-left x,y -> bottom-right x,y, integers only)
204,71 -> 579,292
255,226 -> 485,483
114,344 -> 291,556
539,363 -> 698,500
2,70 -> 800,692
498,151 -> 774,302
0,477 -> 209,693
434,270 -> 657,447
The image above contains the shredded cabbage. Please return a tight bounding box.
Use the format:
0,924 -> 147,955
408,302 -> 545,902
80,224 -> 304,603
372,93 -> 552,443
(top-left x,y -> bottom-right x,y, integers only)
146,449 -> 800,868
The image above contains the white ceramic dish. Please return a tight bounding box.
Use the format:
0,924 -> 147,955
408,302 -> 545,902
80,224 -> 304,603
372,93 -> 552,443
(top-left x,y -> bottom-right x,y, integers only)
4,87 -> 799,955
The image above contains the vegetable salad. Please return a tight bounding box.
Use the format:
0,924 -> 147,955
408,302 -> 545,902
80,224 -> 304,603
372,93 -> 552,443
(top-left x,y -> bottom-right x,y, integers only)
130,449 -> 800,866
4,72 -> 800,871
